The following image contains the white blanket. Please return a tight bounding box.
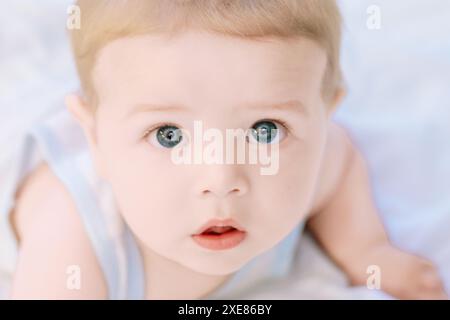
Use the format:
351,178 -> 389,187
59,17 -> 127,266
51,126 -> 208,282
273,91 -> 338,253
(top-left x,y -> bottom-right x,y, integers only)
1,0 -> 449,299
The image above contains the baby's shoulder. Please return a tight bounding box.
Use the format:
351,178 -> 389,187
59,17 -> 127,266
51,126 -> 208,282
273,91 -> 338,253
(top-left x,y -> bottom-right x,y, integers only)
309,121 -> 355,214
13,162 -> 77,239
10,162 -> 107,298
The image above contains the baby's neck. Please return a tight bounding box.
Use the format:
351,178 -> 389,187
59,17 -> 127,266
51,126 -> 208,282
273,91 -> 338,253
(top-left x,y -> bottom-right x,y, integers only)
137,239 -> 232,299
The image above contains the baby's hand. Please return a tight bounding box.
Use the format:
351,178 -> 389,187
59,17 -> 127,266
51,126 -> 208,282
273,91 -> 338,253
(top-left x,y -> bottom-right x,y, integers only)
306,123 -> 447,300
350,244 -> 448,300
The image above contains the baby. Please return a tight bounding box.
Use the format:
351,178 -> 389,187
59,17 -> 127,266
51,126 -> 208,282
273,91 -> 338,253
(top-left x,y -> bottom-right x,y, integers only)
8,0 -> 447,299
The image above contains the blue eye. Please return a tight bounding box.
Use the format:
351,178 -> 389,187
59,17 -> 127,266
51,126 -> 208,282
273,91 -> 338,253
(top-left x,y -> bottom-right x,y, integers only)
146,125 -> 183,148
249,120 -> 285,144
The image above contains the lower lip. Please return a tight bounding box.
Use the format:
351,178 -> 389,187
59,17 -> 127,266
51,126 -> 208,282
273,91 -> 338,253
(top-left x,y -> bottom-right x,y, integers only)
191,229 -> 247,250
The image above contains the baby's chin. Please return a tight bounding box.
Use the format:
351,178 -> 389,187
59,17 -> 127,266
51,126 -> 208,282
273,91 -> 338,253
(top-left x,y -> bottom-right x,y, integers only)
181,260 -> 243,277
166,241 -> 260,276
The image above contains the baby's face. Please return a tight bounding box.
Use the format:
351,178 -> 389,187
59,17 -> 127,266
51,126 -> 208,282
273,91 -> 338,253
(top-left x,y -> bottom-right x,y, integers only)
89,31 -> 330,275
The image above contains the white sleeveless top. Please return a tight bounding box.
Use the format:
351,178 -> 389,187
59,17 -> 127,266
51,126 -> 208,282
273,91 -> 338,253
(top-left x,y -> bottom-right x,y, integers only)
0,107 -> 304,299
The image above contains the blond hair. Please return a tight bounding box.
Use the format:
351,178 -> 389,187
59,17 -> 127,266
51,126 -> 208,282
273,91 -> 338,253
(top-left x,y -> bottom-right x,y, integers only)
69,0 -> 343,108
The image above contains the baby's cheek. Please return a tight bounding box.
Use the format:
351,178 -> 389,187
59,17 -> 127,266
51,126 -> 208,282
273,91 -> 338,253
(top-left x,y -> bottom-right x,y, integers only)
116,181 -> 188,250
283,141 -> 324,202
117,167 -> 191,222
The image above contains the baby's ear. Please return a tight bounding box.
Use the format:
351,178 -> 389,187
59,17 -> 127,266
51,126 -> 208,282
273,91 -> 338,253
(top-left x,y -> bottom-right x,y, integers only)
65,93 -> 94,130
327,87 -> 347,117
65,93 -> 107,179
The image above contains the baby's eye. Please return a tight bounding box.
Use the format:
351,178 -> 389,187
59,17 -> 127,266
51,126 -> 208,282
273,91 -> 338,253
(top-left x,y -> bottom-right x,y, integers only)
146,125 -> 183,149
248,120 -> 287,144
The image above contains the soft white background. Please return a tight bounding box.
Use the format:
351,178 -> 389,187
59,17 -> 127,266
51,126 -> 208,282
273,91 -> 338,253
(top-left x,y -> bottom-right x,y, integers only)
1,0 -> 449,297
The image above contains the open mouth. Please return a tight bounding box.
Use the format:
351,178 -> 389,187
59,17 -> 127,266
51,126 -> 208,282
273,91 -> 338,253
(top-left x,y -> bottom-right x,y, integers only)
201,226 -> 237,235
192,226 -> 246,250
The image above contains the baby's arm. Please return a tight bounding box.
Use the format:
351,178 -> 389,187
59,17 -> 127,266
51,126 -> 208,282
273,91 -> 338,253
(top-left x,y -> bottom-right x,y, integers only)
307,123 -> 447,299
10,163 -> 107,299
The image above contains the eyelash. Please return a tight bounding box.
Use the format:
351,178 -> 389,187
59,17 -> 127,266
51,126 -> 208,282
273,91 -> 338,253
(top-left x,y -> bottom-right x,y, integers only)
141,121 -> 180,140
142,118 -> 292,140
259,118 -> 291,133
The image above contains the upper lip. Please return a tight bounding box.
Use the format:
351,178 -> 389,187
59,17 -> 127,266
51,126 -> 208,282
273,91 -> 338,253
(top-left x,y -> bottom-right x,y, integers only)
193,218 -> 246,235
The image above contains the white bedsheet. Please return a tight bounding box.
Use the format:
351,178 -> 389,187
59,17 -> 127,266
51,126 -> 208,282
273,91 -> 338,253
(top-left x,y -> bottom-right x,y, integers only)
335,0 -> 450,294
0,0 -> 449,299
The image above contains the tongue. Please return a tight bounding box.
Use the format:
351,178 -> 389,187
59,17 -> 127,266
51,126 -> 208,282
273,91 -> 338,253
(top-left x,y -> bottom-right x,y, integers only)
204,226 -> 235,235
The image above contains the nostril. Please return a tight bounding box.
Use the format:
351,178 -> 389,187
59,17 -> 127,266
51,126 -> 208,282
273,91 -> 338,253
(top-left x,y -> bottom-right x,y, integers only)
201,189 -> 239,197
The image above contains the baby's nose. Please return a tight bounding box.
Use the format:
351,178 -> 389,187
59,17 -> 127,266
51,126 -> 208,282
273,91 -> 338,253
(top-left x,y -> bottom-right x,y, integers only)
193,164 -> 249,199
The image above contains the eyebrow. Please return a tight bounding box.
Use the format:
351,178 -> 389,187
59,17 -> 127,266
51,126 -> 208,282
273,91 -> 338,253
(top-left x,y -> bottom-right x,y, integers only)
125,104 -> 189,119
125,99 -> 308,119
242,100 -> 309,117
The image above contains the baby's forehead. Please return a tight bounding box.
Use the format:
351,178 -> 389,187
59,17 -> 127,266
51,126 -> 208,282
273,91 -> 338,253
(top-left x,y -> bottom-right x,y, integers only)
93,31 -> 327,79
92,31 -> 327,110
